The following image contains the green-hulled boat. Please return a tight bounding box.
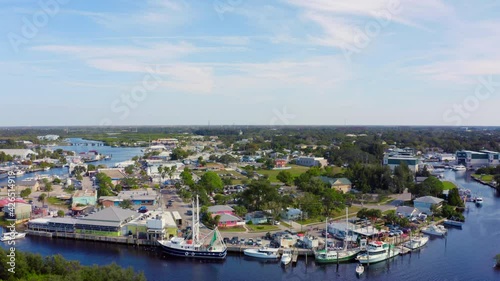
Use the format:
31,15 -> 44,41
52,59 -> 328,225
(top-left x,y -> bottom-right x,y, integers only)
314,248 -> 360,263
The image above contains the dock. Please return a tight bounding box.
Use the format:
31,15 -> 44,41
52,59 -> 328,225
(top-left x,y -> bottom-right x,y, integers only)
291,249 -> 299,263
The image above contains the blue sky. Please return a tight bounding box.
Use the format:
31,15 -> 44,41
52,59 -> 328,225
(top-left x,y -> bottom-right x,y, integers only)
1,0 -> 500,126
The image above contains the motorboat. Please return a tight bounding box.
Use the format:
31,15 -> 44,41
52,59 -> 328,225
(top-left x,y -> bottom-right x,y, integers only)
244,247 -> 280,259
157,196 -> 227,259
443,219 -> 464,228
403,235 -> 429,250
421,224 -> 447,237
356,264 -> 364,276
475,197 -> 483,206
13,170 -> 25,177
281,249 -> 292,265
356,241 -> 400,264
451,165 -> 466,171
1,232 -> 27,242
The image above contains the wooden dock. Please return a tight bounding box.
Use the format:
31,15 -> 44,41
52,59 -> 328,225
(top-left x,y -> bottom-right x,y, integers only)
291,249 -> 299,263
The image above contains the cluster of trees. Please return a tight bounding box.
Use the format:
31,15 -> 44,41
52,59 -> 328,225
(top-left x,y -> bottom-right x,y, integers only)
0,248 -> 146,281
0,152 -> 14,162
383,210 -> 411,228
96,172 -> 115,197
343,162 -> 413,194
410,176 -> 443,198
170,148 -> 190,160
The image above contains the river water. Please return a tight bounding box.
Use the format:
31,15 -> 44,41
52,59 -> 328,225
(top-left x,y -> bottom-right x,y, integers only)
2,147 -> 500,280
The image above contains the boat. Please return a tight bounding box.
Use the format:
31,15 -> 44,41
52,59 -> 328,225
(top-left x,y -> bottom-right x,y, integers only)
244,247 -> 280,259
0,170 -> 8,179
356,241 -> 400,264
1,232 -> 27,242
281,249 -> 292,265
157,196 -> 227,259
475,197 -> 483,206
443,219 -> 464,228
315,208 -> 361,263
451,165 -> 466,171
421,224 -> 447,237
356,264 -> 364,276
403,235 -> 429,250
13,170 -> 25,177
43,167 -> 50,171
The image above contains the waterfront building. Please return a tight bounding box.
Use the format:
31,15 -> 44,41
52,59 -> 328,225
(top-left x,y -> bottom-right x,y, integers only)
0,149 -> 37,160
28,217 -> 77,232
75,206 -> 140,236
125,210 -> 177,240
413,196 -> 444,215
383,155 -> 420,173
295,156 -> 328,167
456,150 -> 500,169
319,176 -> 352,193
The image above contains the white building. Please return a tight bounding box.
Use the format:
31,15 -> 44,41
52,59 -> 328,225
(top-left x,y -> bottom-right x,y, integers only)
295,156 -> 328,167
456,150 -> 500,169
383,155 -> 420,173
438,153 -> 456,162
37,135 -> 60,141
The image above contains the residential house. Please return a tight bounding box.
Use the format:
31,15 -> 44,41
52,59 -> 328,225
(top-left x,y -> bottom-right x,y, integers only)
207,205 -> 234,215
319,177 -> 352,193
274,159 -> 288,168
282,208 -> 303,220
98,168 -> 126,185
396,206 -> 420,218
413,196 -> 444,215
18,180 -> 40,192
99,196 -> 123,208
245,211 -> 271,225
216,213 -> 245,228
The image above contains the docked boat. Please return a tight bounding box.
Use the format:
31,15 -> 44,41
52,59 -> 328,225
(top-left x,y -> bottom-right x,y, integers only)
421,224 -> 447,237
0,170 -> 8,179
356,241 -> 400,264
443,219 -> 464,228
43,167 -> 51,171
403,235 -> 429,250
281,249 -> 292,265
1,232 -> 27,242
244,247 -> 280,259
157,196 -> 227,259
13,170 -> 25,177
451,165 -> 466,171
475,197 -> 483,206
356,264 -> 364,276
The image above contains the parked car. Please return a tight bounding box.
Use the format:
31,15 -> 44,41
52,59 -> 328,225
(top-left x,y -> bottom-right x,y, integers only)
186,210 -> 193,216
246,239 -> 254,246
230,236 -> 239,244
256,239 -> 262,246
223,237 -> 231,244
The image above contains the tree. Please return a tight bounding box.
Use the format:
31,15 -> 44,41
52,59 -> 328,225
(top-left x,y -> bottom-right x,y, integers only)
125,165 -> 134,175
412,176 -> 444,197
448,188 -> 464,207
199,171 -> 224,194
38,193 -> 47,206
119,199 -> 133,209
322,188 -> 345,216
276,170 -> 293,186
233,205 -> 247,217
239,179 -> 280,211
57,210 -> 65,217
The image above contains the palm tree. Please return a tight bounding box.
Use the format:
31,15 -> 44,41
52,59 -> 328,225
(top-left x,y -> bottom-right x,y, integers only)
38,193 -> 47,206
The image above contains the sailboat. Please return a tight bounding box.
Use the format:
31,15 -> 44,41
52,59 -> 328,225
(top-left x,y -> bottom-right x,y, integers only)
157,196 -> 227,259
314,208 -> 360,263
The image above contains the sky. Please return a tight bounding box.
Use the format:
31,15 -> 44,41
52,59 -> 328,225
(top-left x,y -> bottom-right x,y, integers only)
1,0 -> 500,127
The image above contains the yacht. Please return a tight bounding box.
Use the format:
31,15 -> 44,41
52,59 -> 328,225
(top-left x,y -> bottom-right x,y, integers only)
244,247 -> 280,259
443,219 -> 464,228
356,241 -> 400,264
281,249 -> 292,265
451,165 -> 466,171
157,196 -> 227,259
403,235 -> 429,250
421,224 -> 447,237
1,232 -> 27,242
475,197 -> 484,206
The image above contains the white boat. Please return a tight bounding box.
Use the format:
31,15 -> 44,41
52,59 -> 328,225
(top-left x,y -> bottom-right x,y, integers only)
244,247 -> 280,259
44,167 -> 50,171
1,232 -> 27,242
421,224 -> 447,237
403,235 -> 429,250
356,241 -> 400,264
281,249 -> 292,265
475,197 -> 483,206
14,170 -> 25,177
443,219 -> 464,228
451,165 -> 466,171
157,196 -> 227,259
356,264 -> 364,275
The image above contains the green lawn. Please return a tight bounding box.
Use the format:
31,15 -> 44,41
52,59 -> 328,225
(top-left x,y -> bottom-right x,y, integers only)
472,174 -> 494,182
47,197 -> 66,205
219,226 -> 246,232
442,181 -> 457,190
246,224 -> 279,232
256,164 -> 313,183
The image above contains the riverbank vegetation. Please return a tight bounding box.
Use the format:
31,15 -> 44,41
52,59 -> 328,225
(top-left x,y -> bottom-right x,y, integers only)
0,248 -> 145,281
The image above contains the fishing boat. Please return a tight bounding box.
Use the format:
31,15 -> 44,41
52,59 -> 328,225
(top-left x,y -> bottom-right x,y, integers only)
244,247 -> 280,259
421,224 -> 447,237
315,208 -> 361,263
356,264 -> 364,276
443,219 -> 464,228
281,249 -> 292,265
1,232 -> 27,242
356,241 -> 400,264
157,196 -> 227,259
403,235 -> 429,250
475,197 -> 484,206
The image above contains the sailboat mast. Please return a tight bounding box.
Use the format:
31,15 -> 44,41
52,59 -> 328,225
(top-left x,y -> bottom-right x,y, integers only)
192,197 -> 195,242
195,195 -> 200,242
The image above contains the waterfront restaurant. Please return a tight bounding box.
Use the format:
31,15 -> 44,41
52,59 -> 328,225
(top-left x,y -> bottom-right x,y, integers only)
75,206 -> 140,236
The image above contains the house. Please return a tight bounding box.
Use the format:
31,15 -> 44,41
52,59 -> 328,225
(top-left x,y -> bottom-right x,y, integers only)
18,180 -> 40,192
245,211 -> 271,225
413,196 -> 444,215
295,157 -> 328,167
99,196 -> 123,208
274,159 -> 288,168
216,213 -> 245,228
98,168 -> 126,185
396,206 -> 420,218
117,189 -> 157,205
207,205 -> 234,215
75,206 -> 140,236
282,208 -> 303,220
319,176 -> 352,193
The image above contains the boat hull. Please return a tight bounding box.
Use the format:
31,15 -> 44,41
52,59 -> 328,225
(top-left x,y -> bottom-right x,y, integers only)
356,249 -> 400,264
403,236 -> 429,250
158,243 -> 227,259
243,249 -> 279,259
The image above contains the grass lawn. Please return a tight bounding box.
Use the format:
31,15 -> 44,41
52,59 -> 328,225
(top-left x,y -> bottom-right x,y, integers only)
219,226 -> 246,232
47,197 -> 66,205
330,206 -> 362,218
280,221 -> 291,228
256,164 -> 313,183
442,181 -> 457,190
246,224 -> 279,232
472,174 -> 494,182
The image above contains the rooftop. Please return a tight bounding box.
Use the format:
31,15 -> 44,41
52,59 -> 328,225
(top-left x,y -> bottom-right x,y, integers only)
73,189 -> 96,198
207,205 -> 234,213
79,206 -> 139,225
98,168 -> 126,179
414,196 -> 444,204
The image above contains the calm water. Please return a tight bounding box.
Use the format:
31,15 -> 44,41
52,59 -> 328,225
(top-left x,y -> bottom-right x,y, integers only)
2,170 -> 500,280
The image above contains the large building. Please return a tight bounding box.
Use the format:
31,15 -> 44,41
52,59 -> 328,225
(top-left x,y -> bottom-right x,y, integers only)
456,150 -> 500,169
383,155 -> 420,173
295,156 -> 328,167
